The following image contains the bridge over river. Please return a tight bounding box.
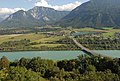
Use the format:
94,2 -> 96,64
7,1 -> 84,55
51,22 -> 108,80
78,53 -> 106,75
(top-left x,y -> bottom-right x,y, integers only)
70,37 -> 110,57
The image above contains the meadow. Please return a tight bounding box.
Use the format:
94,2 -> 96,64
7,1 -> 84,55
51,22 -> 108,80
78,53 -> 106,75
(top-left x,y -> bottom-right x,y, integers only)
0,28 -> 120,51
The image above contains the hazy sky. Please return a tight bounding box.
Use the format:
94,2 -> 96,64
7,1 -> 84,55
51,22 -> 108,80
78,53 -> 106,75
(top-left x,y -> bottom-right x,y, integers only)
0,0 -> 89,18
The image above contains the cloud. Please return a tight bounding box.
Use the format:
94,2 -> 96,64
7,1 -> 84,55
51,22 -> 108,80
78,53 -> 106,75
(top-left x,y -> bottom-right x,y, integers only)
35,0 -> 49,7
35,0 -> 81,11
53,1 -> 81,11
0,8 -> 25,15
0,8 -> 25,19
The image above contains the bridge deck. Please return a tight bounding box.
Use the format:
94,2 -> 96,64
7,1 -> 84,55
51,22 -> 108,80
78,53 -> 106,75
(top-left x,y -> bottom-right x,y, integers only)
71,37 -> 110,57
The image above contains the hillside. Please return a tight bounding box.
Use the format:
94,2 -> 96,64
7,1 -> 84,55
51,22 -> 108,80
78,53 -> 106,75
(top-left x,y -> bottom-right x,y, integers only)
58,0 -> 120,28
0,6 -> 69,28
0,17 -> 3,22
28,6 -> 69,24
0,10 -> 41,28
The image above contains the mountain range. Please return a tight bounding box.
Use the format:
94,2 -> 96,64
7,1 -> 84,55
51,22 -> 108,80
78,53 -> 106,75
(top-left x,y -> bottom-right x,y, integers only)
1,0 -> 120,28
58,0 -> 120,28
0,17 -> 3,22
0,6 -> 69,28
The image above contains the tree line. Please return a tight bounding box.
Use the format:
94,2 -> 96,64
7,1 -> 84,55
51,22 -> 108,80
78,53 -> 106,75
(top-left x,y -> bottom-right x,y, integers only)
0,55 -> 120,81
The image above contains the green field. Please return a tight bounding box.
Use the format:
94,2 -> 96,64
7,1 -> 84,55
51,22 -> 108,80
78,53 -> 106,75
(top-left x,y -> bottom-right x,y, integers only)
31,44 -> 66,48
0,33 -> 67,50
0,33 -> 46,43
0,28 -> 118,43
102,29 -> 120,38
72,28 -> 120,38
0,28 -> 120,51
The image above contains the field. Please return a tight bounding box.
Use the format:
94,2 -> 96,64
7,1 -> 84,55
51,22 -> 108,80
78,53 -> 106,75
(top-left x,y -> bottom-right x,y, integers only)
102,29 -> 120,37
72,28 -> 120,38
0,28 -> 120,51
0,33 -> 66,48
31,44 -> 66,48
0,33 -> 46,43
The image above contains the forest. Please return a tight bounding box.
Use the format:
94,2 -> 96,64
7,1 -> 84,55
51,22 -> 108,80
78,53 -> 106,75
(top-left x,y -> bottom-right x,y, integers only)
0,55 -> 120,81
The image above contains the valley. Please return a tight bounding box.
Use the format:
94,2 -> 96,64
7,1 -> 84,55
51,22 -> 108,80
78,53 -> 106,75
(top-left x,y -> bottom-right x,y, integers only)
0,0 -> 120,81
0,27 -> 120,52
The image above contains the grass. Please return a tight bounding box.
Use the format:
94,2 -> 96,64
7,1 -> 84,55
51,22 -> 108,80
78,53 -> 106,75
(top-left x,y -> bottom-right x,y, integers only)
68,28 -> 120,38
33,36 -> 64,43
0,33 -> 66,48
1,28 -> 120,48
0,33 -> 46,44
74,28 -> 96,31
103,32 -> 115,37
102,27 -> 113,30
0,28 -> 118,43
40,77 -> 49,81
31,44 -> 66,48
102,29 -> 120,38
71,28 -> 107,33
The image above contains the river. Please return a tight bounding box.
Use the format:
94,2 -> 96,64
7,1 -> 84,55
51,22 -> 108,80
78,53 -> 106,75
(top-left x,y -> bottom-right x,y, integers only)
0,50 -> 120,61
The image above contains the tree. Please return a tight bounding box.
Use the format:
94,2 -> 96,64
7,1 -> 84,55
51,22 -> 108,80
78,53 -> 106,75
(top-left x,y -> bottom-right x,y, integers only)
0,56 -> 10,69
86,65 -> 96,72
4,66 -> 42,81
18,57 -> 30,67
27,57 -> 54,76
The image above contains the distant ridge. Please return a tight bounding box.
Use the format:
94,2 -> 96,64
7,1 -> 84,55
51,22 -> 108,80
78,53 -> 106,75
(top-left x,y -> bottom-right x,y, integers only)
58,0 -> 120,28
0,6 -> 69,28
